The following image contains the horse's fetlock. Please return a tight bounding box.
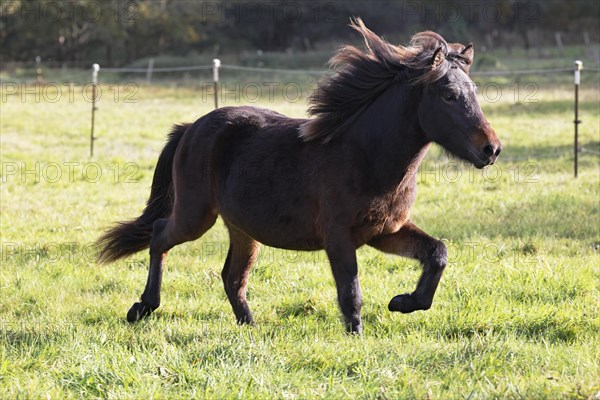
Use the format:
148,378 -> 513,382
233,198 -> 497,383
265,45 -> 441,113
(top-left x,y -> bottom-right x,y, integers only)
140,295 -> 160,310
413,294 -> 432,310
346,321 -> 363,335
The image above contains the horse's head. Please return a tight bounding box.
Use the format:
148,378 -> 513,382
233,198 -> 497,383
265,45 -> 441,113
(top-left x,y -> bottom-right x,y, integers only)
300,20 -> 502,165
417,44 -> 502,169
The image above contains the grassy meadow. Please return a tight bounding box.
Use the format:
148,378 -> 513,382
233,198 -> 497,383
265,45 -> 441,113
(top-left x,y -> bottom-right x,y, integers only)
1,63 -> 599,398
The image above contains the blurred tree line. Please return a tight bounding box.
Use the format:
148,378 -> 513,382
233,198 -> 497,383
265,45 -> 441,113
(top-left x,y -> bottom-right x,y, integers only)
1,0 -> 598,66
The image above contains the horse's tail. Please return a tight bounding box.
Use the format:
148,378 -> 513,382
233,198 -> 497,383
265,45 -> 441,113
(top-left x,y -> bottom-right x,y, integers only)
96,123 -> 190,264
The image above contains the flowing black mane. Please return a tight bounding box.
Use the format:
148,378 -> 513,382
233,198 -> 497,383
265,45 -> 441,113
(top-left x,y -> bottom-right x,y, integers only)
299,18 -> 473,143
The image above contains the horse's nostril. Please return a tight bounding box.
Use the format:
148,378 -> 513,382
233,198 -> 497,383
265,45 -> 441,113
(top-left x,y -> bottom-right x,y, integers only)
483,144 -> 495,157
495,147 -> 502,157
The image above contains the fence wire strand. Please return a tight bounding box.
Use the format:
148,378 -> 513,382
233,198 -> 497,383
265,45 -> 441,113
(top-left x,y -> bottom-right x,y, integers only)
580,147 -> 600,155
91,64 -> 599,77
471,67 -> 573,76
221,64 -> 330,75
100,65 -> 213,73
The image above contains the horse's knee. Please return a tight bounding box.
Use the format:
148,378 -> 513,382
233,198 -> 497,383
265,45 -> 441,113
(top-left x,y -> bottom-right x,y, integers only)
425,239 -> 447,268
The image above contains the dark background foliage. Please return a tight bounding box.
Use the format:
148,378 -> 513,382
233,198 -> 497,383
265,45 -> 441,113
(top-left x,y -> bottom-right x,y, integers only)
1,0 -> 598,67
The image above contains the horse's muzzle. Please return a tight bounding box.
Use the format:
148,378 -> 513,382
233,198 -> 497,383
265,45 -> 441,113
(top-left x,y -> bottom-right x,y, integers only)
481,142 -> 502,166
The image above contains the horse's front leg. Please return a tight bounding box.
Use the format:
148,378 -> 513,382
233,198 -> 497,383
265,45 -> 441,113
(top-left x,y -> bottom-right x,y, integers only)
325,234 -> 362,334
368,221 -> 447,313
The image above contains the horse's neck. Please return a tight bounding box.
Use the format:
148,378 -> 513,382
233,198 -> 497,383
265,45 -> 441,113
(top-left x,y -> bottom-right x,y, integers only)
345,82 -> 430,191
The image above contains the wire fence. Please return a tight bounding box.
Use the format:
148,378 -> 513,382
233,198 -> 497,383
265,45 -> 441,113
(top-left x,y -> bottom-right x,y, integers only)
100,65 -> 214,73
91,63 -> 600,76
580,147 -> 600,155
1,59 -> 598,169
85,60 -> 600,168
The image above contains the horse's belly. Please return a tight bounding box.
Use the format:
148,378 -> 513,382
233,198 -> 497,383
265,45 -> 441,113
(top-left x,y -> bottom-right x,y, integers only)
220,207 -> 323,250
244,227 -> 323,251
217,178 -> 323,250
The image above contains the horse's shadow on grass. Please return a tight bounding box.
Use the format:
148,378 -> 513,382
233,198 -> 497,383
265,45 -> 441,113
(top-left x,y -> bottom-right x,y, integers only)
2,329 -> 62,347
437,318 -> 580,344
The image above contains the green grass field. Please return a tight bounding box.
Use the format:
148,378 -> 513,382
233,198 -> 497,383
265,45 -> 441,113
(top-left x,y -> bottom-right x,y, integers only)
1,70 -> 599,399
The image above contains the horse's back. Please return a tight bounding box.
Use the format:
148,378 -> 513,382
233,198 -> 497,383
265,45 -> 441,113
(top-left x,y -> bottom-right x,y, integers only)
205,107 -> 325,248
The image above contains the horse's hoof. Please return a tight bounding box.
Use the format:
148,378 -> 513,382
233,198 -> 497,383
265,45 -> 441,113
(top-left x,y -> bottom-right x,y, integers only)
235,315 -> 255,326
388,293 -> 429,313
126,302 -> 154,323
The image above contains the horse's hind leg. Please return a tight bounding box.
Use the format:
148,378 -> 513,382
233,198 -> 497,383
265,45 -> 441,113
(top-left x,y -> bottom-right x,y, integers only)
127,202 -> 217,322
221,224 -> 260,325
368,221 -> 447,313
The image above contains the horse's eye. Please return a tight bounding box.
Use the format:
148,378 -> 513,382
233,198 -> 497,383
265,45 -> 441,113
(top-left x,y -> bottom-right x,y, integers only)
443,92 -> 456,102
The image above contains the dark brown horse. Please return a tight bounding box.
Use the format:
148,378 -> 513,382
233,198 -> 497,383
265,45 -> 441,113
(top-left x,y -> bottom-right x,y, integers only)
98,19 -> 501,334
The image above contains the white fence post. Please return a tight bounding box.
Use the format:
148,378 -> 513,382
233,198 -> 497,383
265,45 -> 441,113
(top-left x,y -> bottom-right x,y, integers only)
573,60 -> 582,177
90,63 -> 100,157
213,58 -> 221,109
146,58 -> 154,83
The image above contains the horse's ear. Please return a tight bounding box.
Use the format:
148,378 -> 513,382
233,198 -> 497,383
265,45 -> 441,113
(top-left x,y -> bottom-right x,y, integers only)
461,44 -> 474,65
431,46 -> 445,69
